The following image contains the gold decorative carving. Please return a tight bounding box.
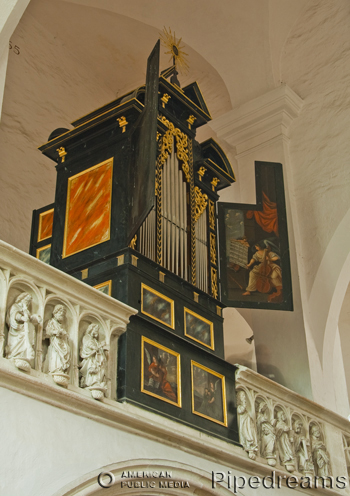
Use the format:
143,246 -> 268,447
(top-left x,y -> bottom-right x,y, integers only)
131,255 -> 138,267
57,147 -> 67,163
129,235 -> 137,249
193,292 -> 199,303
158,116 -> 190,182
197,166 -> 206,181
209,200 -> 216,231
188,140 -> 196,286
117,116 -> 128,133
210,232 -> 217,265
211,177 -> 220,192
81,268 -> 89,280
194,186 -> 208,223
216,305 -> 222,317
161,93 -> 171,108
156,132 -> 161,141
187,115 -> 196,129
159,271 -> 165,283
117,254 -> 125,266
211,267 -> 219,299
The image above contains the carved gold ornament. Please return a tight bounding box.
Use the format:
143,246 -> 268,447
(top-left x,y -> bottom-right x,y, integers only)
129,234 -> 137,250
57,147 -> 67,163
211,267 -> 219,299
117,116 -> 128,133
197,166 -> 206,181
211,177 -> 220,191
194,186 -> 208,223
210,233 -> 217,265
209,200 -> 216,231
187,115 -> 196,130
159,27 -> 189,74
161,93 -> 171,108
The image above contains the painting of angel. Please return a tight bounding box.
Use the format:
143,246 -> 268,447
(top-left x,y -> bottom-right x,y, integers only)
191,361 -> 227,426
141,336 -> 181,407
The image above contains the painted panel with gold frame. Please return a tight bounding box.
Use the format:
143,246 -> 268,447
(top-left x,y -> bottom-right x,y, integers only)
36,244 -> 51,264
141,283 -> 174,329
184,308 -> 214,350
37,208 -> 54,242
93,280 -> 112,296
141,336 -> 181,407
191,360 -> 227,426
63,158 -> 113,258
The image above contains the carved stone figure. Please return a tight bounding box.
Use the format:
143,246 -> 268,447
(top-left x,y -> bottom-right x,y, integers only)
292,419 -> 314,475
79,323 -> 109,400
256,402 -> 276,466
43,304 -> 71,387
5,292 -> 42,372
310,424 -> 331,477
274,410 -> 295,472
237,390 -> 258,460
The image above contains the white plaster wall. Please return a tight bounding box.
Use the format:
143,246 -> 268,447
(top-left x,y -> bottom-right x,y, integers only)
0,387 -> 295,496
0,5 -> 116,252
282,0 -> 350,298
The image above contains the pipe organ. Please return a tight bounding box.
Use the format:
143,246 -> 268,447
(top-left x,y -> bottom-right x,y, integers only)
29,40 -> 242,445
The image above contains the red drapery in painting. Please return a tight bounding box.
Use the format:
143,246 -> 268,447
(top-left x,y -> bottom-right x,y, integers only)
246,192 -> 278,236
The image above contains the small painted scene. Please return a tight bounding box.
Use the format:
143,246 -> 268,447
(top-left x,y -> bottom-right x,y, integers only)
192,361 -> 227,426
141,285 -> 173,328
142,337 -> 180,407
63,159 -> 113,258
37,245 -> 51,264
184,309 -> 213,349
220,163 -> 291,308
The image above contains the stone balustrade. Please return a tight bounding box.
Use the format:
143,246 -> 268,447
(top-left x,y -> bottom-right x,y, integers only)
0,240 -> 137,400
2,239 -> 350,494
236,366 -> 350,490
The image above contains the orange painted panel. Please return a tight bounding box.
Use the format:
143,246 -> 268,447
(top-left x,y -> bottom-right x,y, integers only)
38,209 -> 54,242
63,158 -> 113,258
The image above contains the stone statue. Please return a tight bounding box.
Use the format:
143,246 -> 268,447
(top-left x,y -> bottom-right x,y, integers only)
310,424 -> 331,477
292,419 -> 314,475
43,304 -> 71,387
79,323 -> 109,400
256,402 -> 276,466
237,390 -> 258,460
274,410 -> 295,472
5,292 -> 42,372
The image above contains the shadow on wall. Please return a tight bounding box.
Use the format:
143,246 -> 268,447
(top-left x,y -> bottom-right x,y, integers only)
255,344 -> 285,385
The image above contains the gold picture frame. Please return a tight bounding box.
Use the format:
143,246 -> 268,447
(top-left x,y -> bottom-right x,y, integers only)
141,283 -> 175,329
141,336 -> 181,407
191,360 -> 227,427
36,244 -> 51,264
184,308 -> 214,350
62,158 -> 113,258
94,280 -> 112,296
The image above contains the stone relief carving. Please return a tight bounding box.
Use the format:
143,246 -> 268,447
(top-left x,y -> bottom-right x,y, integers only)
237,389 -> 259,459
274,409 -> 295,472
310,423 -> 331,477
256,401 -> 276,466
236,384 -> 335,477
43,304 -> 71,387
5,292 -> 42,372
343,435 -> 350,477
79,323 -> 109,400
292,418 -> 314,476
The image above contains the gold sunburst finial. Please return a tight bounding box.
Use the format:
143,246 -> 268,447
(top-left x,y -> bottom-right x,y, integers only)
159,27 -> 189,74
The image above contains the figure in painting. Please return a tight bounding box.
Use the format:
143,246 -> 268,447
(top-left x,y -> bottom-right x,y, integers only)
237,390 -> 258,460
148,354 -> 176,402
310,424 -> 331,477
243,241 -> 283,302
5,292 -> 42,372
79,323 -> 108,397
199,381 -> 219,419
43,304 -> 71,387
274,410 -> 295,472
